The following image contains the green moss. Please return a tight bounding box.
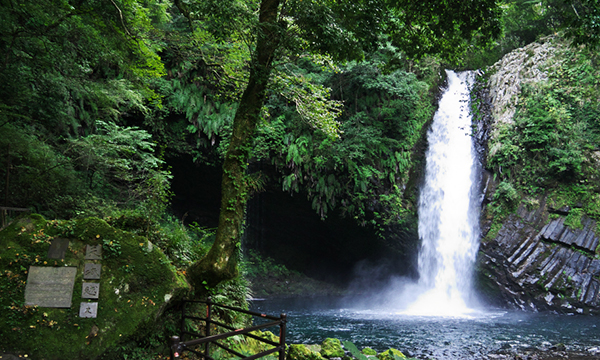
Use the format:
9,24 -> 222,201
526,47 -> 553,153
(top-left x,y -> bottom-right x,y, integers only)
0,215 -> 190,360
227,330 -> 281,357
362,348 -> 377,356
564,208 -> 584,229
289,344 -> 327,360
378,348 -> 406,360
483,220 -> 502,242
321,338 -> 345,358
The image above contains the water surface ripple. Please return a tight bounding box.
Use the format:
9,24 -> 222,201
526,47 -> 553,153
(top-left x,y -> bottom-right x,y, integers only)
251,297 -> 600,359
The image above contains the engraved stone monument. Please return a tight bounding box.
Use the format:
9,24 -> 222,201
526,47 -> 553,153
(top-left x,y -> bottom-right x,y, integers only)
83,263 -> 101,280
47,238 -> 69,259
79,302 -> 98,318
24,266 -> 77,307
82,282 -> 100,299
85,244 -> 102,260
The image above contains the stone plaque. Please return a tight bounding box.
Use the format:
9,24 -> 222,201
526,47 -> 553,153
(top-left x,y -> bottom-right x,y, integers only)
79,302 -> 98,318
82,282 -> 100,299
47,238 -> 69,259
85,245 -> 102,260
24,266 -> 77,308
83,263 -> 101,280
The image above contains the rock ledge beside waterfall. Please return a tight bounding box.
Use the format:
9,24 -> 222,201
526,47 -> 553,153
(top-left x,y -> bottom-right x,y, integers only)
478,196 -> 600,314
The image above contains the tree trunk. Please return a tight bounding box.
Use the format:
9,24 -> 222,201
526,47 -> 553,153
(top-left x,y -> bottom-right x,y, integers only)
188,0 -> 282,291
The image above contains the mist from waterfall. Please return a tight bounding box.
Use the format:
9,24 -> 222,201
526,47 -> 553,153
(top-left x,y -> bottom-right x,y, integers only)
406,70 -> 482,316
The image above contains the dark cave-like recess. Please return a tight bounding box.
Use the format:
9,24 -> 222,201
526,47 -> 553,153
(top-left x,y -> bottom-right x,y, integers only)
168,156 -> 416,285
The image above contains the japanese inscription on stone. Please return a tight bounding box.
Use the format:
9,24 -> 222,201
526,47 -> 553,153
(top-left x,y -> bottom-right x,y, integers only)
47,238 -> 69,259
85,245 -> 102,260
24,266 -> 77,308
82,282 -> 100,299
83,263 -> 101,280
79,302 -> 98,318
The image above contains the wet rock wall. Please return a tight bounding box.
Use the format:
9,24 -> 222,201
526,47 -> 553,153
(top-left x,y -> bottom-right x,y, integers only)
478,198 -> 600,314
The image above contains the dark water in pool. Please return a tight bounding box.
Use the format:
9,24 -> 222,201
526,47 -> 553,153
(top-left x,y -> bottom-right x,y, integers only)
250,297 -> 600,359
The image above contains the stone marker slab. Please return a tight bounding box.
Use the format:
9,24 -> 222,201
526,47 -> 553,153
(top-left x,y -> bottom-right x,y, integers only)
24,266 -> 77,308
83,263 -> 101,280
85,244 -> 102,260
79,302 -> 98,318
47,238 -> 69,259
82,282 -> 100,299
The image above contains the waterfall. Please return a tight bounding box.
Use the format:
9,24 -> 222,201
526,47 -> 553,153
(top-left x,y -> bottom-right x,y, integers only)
406,70 -> 481,316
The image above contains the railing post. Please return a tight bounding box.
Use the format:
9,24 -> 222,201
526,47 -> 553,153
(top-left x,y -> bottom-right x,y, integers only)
206,297 -> 212,359
180,300 -> 186,341
170,335 -> 181,360
279,313 -> 287,360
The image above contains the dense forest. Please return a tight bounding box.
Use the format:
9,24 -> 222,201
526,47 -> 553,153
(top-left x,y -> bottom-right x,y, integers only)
2,0 -> 600,358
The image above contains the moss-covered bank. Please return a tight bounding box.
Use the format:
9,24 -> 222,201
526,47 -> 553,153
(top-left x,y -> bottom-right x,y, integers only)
0,215 -> 189,359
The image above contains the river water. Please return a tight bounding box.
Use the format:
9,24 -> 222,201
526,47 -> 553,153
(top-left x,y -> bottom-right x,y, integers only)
250,296 -> 600,359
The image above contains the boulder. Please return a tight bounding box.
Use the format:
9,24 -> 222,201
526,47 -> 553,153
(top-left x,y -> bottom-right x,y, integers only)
321,338 -> 345,358
378,348 -> 406,360
477,199 -> 600,314
288,344 -> 327,360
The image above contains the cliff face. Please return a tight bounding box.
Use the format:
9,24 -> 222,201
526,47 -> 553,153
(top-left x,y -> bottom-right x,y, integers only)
476,37 -> 600,314
478,196 -> 600,314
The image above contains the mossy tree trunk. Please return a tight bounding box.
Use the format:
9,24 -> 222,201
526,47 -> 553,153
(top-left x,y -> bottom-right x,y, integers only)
188,0 -> 282,290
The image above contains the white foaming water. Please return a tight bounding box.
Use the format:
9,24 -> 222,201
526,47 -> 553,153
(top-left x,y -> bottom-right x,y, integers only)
404,70 -> 481,317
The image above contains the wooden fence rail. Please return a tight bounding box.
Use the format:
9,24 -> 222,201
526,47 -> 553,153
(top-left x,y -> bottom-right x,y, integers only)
0,206 -> 31,228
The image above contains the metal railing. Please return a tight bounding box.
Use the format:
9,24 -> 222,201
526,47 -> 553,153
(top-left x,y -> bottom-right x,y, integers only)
170,298 -> 287,360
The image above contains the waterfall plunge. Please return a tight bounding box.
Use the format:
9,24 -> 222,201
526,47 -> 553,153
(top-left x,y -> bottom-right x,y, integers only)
405,70 -> 481,317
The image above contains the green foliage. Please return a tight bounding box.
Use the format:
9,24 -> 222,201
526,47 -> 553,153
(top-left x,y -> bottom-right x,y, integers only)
242,249 -> 297,278
493,181 -> 520,212
0,0 -> 177,223
487,37 -> 600,221
380,0 -> 502,62
272,71 -> 343,139
462,0 -> 600,69
0,0 -> 166,137
69,121 -> 173,215
102,238 -> 123,258
0,123 -> 89,218
565,207 -> 585,229
253,55 -> 438,230
343,341 -> 369,360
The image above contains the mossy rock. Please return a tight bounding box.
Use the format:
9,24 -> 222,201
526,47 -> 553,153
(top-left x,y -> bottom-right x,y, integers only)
231,330 -> 281,355
321,338 -> 344,358
0,215 -> 189,359
362,348 -> 377,356
288,344 -> 327,360
378,348 -> 406,360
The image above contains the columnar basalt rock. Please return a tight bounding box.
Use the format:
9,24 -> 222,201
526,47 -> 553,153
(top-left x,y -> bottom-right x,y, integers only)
479,200 -> 600,314
486,36 -> 560,127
